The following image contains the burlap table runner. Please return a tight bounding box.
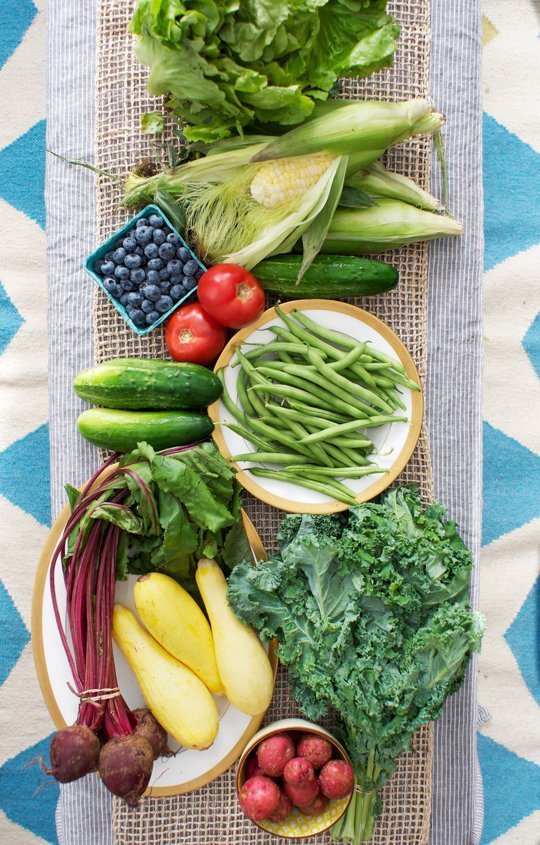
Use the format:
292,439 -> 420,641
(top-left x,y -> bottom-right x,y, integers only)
93,1 -> 434,842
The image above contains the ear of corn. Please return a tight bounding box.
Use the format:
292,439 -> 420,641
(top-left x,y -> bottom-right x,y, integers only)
322,199 -> 463,254
347,162 -> 444,211
251,99 -> 444,163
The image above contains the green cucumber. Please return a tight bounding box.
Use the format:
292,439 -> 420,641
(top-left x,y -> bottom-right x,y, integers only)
73,358 -> 222,411
252,254 -> 398,299
77,408 -> 213,452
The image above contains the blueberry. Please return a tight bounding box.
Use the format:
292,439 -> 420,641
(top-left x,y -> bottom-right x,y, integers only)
135,225 -> 153,245
122,279 -> 136,292
159,267 -> 171,280
102,276 -> 116,292
152,228 -> 166,246
124,253 -> 142,269
145,311 -> 160,325
144,242 -> 159,260
166,232 -> 179,246
100,260 -> 116,276
148,214 -> 165,228
127,292 -> 143,308
170,284 -> 185,301
130,268 -> 146,285
141,299 -> 154,314
167,259 -> 183,275
104,250 -> 115,261
122,237 -> 137,252
183,274 -> 198,291
141,284 -> 161,302
146,269 -> 160,285
93,259 -> 104,274
147,258 -> 164,271
158,242 -> 175,261
114,265 -> 130,280
169,273 -> 183,285
160,281 -> 172,294
113,247 -> 126,264
194,268 -> 204,280
183,259 -> 199,276
120,292 -> 131,306
136,217 -> 149,228
156,295 -> 173,314
177,246 -> 191,262
134,246 -> 145,256
129,309 -> 146,327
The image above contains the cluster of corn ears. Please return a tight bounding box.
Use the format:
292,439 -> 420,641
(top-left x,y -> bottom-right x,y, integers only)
124,98 -> 462,273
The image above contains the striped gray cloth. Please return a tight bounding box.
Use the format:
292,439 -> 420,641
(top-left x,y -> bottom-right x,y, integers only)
46,1 -> 484,843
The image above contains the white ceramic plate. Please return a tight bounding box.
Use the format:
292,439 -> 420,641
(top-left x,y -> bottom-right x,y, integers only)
32,504 -> 276,797
209,300 -> 423,514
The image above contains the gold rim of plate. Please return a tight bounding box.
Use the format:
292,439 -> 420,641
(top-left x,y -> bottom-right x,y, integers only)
209,299 -> 423,514
31,464 -> 278,797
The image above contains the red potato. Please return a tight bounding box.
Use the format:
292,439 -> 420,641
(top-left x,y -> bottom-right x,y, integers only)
319,759 -> 355,799
297,734 -> 333,770
257,733 -> 295,777
284,778 -> 319,809
267,789 -> 293,823
239,775 -> 281,821
283,756 -> 315,786
245,752 -> 265,779
300,793 -> 329,816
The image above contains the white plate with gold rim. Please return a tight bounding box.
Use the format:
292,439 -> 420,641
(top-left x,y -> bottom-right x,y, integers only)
209,299 -> 423,514
32,491 -> 276,797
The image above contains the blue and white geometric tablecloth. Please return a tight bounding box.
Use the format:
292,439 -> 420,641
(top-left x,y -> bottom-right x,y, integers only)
0,0 -> 538,842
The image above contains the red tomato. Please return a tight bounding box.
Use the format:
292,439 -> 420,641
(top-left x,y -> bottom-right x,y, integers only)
197,264 -> 266,329
165,303 -> 227,365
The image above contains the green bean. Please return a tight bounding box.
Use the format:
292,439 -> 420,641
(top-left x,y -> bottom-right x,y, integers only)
363,361 -> 393,371
282,364 -> 381,417
288,400 -> 347,424
306,349 -> 393,414
221,421 -> 280,452
372,375 -> 395,390
236,368 -> 256,417
288,465 -> 387,479
300,418 -> 375,443
238,341 -> 315,364
327,343 -> 367,371
216,368 -> 247,425
324,436 -> 373,449
265,404 -> 338,431
235,350 -> 269,417
290,309 -> 406,374
247,467 -> 358,506
230,451 -> 312,464
319,440 -> 371,467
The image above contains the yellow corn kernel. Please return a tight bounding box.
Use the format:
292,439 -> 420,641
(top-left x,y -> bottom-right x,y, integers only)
250,153 -> 335,208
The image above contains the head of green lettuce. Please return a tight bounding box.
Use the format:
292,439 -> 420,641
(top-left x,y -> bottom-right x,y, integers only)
130,0 -> 400,142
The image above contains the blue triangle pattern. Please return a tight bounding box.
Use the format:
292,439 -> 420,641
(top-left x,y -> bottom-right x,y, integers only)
482,421 -> 540,546
0,578 -> 29,685
0,0 -> 37,70
0,279 -> 24,354
0,733 -> 59,844
522,311 -> 540,379
0,120 -> 46,228
504,576 -> 540,706
478,732 -> 540,843
483,113 -> 540,271
0,423 -> 51,526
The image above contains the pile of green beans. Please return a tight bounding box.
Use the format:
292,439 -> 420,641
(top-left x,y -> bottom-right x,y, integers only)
218,306 -> 420,506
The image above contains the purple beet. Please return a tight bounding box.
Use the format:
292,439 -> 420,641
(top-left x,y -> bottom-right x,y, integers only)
49,725 -> 101,783
132,708 -> 169,760
98,735 -> 154,806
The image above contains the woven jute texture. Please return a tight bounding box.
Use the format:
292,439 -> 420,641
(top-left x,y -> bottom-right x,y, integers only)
94,1 -> 434,842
